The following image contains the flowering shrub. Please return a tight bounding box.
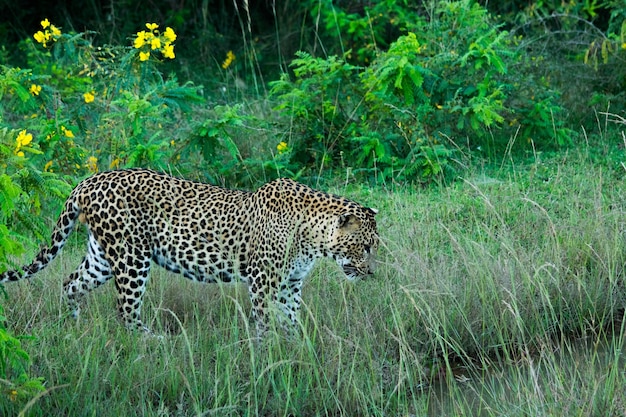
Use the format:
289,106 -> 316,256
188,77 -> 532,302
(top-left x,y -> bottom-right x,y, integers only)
0,19 -> 201,178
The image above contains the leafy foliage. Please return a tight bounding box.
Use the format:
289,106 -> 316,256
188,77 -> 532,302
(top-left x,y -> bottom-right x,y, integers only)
0,300 -> 45,406
270,53 -> 362,171
1,0 -> 623,185
270,1 -> 574,183
185,104 -> 247,183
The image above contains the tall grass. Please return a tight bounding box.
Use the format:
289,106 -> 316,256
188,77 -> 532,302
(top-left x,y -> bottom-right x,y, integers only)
2,150 -> 626,416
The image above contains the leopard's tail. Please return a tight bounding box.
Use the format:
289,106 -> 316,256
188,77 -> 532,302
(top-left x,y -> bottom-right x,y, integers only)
0,192 -> 81,283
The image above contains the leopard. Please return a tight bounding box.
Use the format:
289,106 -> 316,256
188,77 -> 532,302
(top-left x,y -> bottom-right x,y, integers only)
0,169 -> 379,334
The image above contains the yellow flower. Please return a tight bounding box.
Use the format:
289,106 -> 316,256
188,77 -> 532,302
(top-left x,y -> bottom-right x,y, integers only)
15,129 -> 33,157
146,23 -> 159,31
50,24 -> 61,37
277,141 -> 288,154
163,27 -> 177,43
134,31 -> 147,49
33,30 -> 47,45
86,156 -> 98,173
139,51 -> 150,61
150,37 -> 161,50
222,50 -> 235,69
41,18 -> 50,29
110,157 -> 122,169
9,389 -> 18,401
83,91 -> 95,103
61,126 -> 74,138
162,43 -> 175,59
29,84 -> 42,96
16,130 -> 33,147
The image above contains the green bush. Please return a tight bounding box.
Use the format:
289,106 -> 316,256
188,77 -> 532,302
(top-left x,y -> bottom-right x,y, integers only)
485,0 -> 626,133
270,1 -> 573,183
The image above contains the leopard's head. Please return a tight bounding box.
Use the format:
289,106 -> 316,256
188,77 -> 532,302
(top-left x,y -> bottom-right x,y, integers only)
328,206 -> 379,281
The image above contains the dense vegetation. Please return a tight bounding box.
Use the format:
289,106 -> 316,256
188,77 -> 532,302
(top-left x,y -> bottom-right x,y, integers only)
0,0 -> 625,415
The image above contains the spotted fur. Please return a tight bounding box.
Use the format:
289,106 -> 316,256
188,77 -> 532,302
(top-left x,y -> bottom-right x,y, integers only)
0,169 -> 379,333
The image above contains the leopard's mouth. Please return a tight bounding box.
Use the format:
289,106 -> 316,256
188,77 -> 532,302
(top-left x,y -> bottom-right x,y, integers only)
342,265 -> 370,281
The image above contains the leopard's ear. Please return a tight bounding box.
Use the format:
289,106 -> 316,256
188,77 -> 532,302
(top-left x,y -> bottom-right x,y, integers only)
338,213 -> 361,230
368,207 -> 378,215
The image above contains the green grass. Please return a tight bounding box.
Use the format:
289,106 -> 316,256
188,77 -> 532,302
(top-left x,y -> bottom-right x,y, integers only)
2,150 -> 626,416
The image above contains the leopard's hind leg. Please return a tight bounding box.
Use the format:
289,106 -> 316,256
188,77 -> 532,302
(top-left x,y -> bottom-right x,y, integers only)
63,231 -> 113,318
